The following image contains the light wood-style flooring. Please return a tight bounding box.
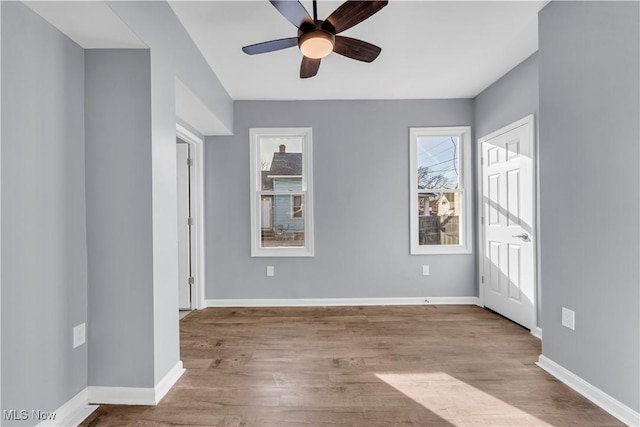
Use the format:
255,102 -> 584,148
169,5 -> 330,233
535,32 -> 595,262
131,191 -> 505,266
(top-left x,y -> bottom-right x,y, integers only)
81,305 -> 623,426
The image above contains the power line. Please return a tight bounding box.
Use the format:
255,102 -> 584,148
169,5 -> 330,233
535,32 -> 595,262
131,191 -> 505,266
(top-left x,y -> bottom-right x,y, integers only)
420,157 -> 456,169
417,138 -> 453,161
450,137 -> 458,175
429,167 -> 458,174
421,137 -> 451,152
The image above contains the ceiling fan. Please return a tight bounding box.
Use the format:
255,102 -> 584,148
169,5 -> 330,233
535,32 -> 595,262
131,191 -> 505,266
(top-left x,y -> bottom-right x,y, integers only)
242,0 -> 388,78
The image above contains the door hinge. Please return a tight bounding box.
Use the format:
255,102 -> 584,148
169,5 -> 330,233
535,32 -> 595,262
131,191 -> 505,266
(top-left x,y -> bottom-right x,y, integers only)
481,216 -> 484,225
481,275 -> 485,284
481,157 -> 484,166
187,158 -> 193,167
188,277 -> 195,285
187,217 -> 194,226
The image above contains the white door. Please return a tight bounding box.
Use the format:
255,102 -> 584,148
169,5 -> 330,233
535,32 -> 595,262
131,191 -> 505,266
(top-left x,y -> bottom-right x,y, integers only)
480,116 -> 535,330
176,143 -> 192,310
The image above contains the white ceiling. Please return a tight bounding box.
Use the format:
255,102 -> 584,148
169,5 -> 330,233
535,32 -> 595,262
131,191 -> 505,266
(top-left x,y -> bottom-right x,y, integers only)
25,0 -> 545,101
169,0 -> 545,100
24,1 -> 146,48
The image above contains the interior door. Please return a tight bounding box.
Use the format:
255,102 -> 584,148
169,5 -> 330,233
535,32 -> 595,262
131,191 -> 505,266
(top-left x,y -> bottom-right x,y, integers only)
480,117 -> 535,329
176,142 -> 192,310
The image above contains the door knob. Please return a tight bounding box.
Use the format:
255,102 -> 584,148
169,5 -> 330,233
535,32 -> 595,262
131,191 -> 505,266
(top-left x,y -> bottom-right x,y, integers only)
512,233 -> 529,241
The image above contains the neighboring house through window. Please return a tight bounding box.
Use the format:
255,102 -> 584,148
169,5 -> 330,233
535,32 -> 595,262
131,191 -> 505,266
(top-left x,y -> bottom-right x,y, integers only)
250,128 -> 314,257
410,126 -> 472,254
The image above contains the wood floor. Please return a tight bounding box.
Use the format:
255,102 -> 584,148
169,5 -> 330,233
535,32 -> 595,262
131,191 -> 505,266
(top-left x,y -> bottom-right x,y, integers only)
81,305 -> 622,426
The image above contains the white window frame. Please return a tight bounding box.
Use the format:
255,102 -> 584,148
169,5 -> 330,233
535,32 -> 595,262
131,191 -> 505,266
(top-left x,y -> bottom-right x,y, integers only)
250,128 -> 314,257
410,126 -> 472,255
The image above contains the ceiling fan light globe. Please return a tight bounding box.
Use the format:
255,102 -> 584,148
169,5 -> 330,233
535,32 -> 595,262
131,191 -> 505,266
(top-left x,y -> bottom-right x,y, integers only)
299,30 -> 335,59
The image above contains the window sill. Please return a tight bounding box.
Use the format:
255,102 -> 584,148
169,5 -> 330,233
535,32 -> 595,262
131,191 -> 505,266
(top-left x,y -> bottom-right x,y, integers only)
251,247 -> 314,257
411,245 -> 472,255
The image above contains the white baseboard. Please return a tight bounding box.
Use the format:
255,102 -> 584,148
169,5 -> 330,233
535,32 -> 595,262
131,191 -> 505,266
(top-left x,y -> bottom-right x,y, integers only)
537,355 -> 640,426
154,360 -> 185,403
88,361 -> 185,405
531,326 -> 542,339
206,296 -> 480,308
36,388 -> 98,427
88,385 -> 156,405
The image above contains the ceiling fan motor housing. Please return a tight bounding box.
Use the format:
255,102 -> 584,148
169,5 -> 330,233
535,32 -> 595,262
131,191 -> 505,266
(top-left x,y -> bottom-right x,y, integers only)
297,22 -> 335,59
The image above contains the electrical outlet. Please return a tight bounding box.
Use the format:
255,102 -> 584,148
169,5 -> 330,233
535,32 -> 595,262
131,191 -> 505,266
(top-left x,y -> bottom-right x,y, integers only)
422,265 -> 430,276
266,266 -> 274,277
562,307 -> 575,330
73,323 -> 86,348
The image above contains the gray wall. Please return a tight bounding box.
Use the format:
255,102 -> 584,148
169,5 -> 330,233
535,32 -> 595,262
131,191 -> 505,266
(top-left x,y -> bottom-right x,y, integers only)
206,100 -> 475,300
1,1 -> 87,422
106,1 -> 230,379
85,49 -> 155,388
1,0 -> 232,409
539,1 -> 639,411
474,52 -> 538,140
108,1 -> 233,135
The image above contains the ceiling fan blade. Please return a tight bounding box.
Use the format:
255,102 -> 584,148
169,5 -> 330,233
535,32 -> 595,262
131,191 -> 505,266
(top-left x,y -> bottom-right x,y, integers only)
300,56 -> 321,78
333,36 -> 381,62
242,37 -> 298,55
323,1 -> 388,35
269,0 -> 313,29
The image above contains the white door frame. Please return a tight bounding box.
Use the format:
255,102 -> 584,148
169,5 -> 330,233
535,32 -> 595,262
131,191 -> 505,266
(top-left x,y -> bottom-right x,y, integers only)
176,124 -> 206,310
477,114 -> 541,337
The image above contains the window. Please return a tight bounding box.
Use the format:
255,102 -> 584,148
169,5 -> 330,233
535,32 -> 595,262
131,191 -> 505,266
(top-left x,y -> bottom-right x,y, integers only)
250,128 -> 314,257
291,195 -> 304,219
410,127 -> 472,254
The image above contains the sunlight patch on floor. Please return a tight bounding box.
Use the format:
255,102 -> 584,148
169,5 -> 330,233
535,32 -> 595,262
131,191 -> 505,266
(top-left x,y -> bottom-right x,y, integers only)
375,372 -> 551,426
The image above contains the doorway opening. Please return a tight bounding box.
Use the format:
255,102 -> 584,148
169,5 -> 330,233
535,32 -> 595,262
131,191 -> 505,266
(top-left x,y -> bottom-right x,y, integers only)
176,124 -> 205,315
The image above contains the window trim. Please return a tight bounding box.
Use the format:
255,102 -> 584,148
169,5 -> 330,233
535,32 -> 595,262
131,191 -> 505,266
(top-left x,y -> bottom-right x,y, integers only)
409,126 -> 472,255
250,128 -> 314,257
